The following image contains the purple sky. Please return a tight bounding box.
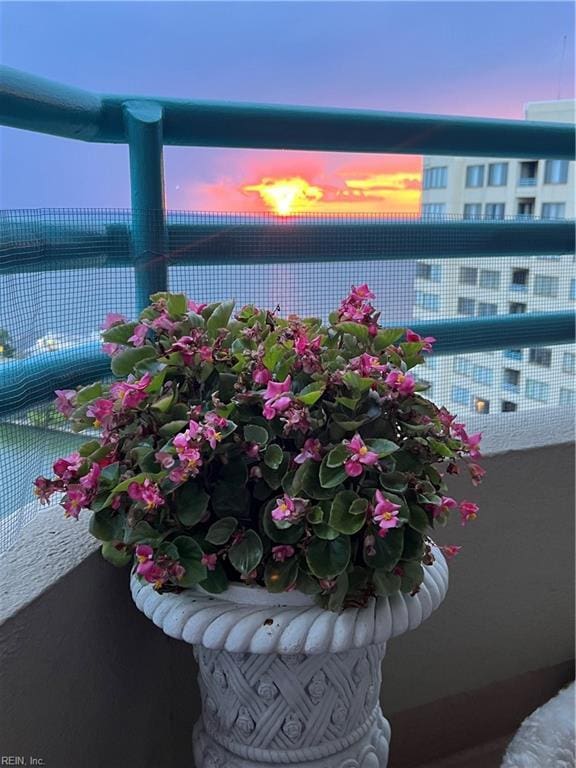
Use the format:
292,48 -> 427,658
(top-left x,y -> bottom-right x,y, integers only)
1,1 -> 574,210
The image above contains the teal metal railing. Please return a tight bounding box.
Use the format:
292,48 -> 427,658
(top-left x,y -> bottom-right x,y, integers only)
0,65 -> 574,415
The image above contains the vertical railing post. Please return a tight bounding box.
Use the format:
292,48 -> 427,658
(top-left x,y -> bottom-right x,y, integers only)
123,101 -> 168,311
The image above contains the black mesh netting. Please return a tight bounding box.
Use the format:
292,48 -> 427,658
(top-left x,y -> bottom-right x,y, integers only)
1,209 -> 574,550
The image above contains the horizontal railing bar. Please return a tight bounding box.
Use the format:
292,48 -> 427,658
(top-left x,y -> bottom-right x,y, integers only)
0,312 -> 573,415
0,220 -> 573,273
1,67 -> 574,159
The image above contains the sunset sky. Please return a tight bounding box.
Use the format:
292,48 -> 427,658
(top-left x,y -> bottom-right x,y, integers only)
1,1 -> 574,213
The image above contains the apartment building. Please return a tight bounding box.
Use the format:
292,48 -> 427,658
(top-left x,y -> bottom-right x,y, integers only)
418,100 -> 575,414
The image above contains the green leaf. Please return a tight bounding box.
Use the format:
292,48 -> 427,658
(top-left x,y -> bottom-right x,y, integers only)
228,530 -> 263,575
319,455 -> 348,489
206,517 -> 238,546
297,382 -> 325,406
363,527 -> 404,570
329,491 -> 365,534
296,570 -> 322,595
101,542 -> 132,567
373,328 -> 404,352
429,439 -> 454,458
365,439 -> 399,458
199,562 -> 229,593
306,505 -> 324,524
89,509 -> 124,542
167,293 -> 187,318
342,371 -> 373,393
76,382 -> 103,405
264,444 -> 284,470
172,535 -> 207,587
151,393 -> 175,413
123,520 -> 163,546
101,322 -> 138,345
350,497 -> 370,516
174,482 -> 210,527
206,300 -> 235,340
399,561 -> 425,593
243,424 -> 269,446
79,440 -> 101,457
372,570 -> 401,596
262,336 -> 284,372
326,444 -> 349,468
312,522 -> 341,540
264,557 -> 299,593
326,572 -> 350,612
159,420 -> 188,438
379,472 -> 408,492
402,528 -> 425,561
261,451 -> 289,490
262,504 -> 305,544
408,504 -> 430,534
99,462 -> 120,488
111,346 -> 157,377
306,535 -> 351,578
336,322 -> 369,343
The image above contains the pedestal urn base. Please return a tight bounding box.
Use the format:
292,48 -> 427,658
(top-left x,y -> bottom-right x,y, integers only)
131,547 -> 448,768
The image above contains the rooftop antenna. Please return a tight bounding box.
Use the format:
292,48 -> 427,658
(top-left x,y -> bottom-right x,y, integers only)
556,34 -> 567,100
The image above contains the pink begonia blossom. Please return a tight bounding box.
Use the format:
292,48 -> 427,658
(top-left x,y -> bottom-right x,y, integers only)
294,438 -> 322,465
128,324 -> 148,347
54,389 -> 76,417
155,451 -> 176,469
79,463 -> 101,492
110,373 -> 152,409
438,407 -> 457,431
351,284 -> 375,301
451,423 -> 482,458
135,544 -> 154,563
281,405 -> 311,435
459,501 -> 479,525
405,329 -> 436,353
199,346 -> 213,362
350,353 -> 387,377
468,463 -> 486,486
385,370 -> 416,396
170,336 -> 198,365
337,284 -> 377,324
253,365 -> 271,385
245,443 -> 261,459
262,376 -> 292,420
100,313 -> 127,331
137,559 -> 168,586
428,496 -> 457,519
151,313 -> 179,335
53,452 -> 83,481
271,494 -> 306,524
271,545 -> 295,562
62,485 -> 88,519
205,412 -> 228,429
168,465 -> 191,484
363,534 -> 377,557
102,342 -> 120,357
343,434 -> 379,477
372,491 -> 401,537
86,398 -> 114,428
33,476 -> 62,505
201,553 -> 218,571
128,479 -> 164,510
188,300 -> 207,314
440,545 -> 462,559
319,579 -> 337,591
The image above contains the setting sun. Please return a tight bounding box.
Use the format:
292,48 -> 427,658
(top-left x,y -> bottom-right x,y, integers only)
242,176 -> 324,216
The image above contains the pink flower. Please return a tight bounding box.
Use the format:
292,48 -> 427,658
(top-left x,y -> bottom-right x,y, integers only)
451,425 -> 482,458
294,438 -> 322,465
155,451 -> 176,469
253,365 -> 271,385
128,324 -> 148,347
102,342 -> 120,357
440,545 -> 462,559
427,496 -> 457,519
137,559 -> 168,586
363,534 -> 377,557
262,376 -> 292,420
169,562 -> 186,581
459,501 -> 479,525
271,545 -> 295,562
337,285 -> 377,324
205,412 -> 228,429
468,463 -> 486,486
271,494 -> 306,524
188,299 -> 207,314
54,389 -> 76,417
151,312 -> 179,335
351,284 -> 375,301
202,426 -> 222,450
281,404 -> 311,435
319,578 -> 337,591
170,336 -> 198,365
62,485 -> 88,519
33,476 -> 62,505
385,370 -> 416,396
86,398 -> 114,428
199,346 -> 213,362
53,452 -> 83,481
110,373 -> 152,409
372,490 -> 401,537
245,443 -> 260,459
405,329 -> 436,353
128,479 -> 164,510
201,553 -> 218,571
350,353 -> 387,377
343,434 -> 379,477
79,463 -> 101,492
135,544 -> 154,563
100,312 -> 127,331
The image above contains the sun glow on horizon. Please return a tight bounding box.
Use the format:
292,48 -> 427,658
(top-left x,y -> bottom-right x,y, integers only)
242,177 -> 324,216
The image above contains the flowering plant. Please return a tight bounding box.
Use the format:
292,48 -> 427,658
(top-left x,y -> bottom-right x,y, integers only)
35,286 -> 483,611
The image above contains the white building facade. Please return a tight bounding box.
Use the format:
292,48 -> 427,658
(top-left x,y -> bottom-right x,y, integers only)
418,100 -> 575,415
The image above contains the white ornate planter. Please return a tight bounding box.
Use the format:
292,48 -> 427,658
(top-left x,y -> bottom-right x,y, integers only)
131,547 -> 448,768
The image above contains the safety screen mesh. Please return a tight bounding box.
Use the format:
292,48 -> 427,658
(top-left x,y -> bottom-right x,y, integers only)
1,209 -> 574,551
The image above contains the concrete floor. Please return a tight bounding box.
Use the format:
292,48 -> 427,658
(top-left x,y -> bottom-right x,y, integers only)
415,736 -> 510,768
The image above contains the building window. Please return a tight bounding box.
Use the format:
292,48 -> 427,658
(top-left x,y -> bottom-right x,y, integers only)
478,302 -> 498,316
503,368 -> 520,392
416,262 -> 442,282
485,203 -> 505,220
451,386 -> 470,406
562,352 -> 575,374
463,203 -> 482,220
459,267 -> 478,286
518,161 -> 538,186
465,165 -> 485,188
454,357 -> 471,376
472,365 -> 494,386
511,268 -> 529,291
528,347 -> 552,367
559,388 -> 576,407
421,203 -> 446,216
474,397 -> 490,414
570,279 -> 576,301
504,349 -> 523,361
415,291 -> 440,311
544,159 -> 569,184
541,202 -> 566,219
423,167 -> 448,189
509,302 -> 527,314
517,198 -> 535,218
533,275 -> 559,298
479,270 -> 500,290
457,297 -> 476,316
488,163 -> 508,186
525,378 -> 549,403
501,400 -> 518,412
